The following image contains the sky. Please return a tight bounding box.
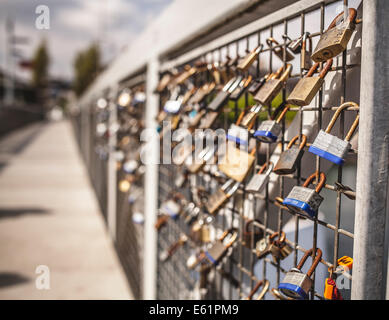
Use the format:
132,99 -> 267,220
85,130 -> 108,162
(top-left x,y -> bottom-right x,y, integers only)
0,0 -> 173,81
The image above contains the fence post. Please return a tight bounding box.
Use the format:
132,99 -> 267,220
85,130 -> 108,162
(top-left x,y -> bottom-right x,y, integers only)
352,0 -> 389,300
143,57 -> 160,299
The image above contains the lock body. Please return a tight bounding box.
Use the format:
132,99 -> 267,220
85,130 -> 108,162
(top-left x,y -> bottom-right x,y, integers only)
246,173 -> 270,194
227,124 -> 249,145
287,77 -> 324,106
254,120 -> 281,143
278,242 -> 293,259
309,130 -> 351,165
274,146 -> 303,175
311,21 -> 355,62
254,79 -> 282,105
218,146 -> 255,182
255,237 -> 271,258
160,200 -> 181,219
199,111 -> 219,129
283,186 -> 323,218
205,188 -> 229,214
204,241 -> 227,265
207,91 -> 230,111
279,269 -> 312,300
241,105 -> 263,128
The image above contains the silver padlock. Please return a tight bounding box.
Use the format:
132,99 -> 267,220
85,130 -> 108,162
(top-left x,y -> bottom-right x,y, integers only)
254,105 -> 289,143
274,134 -> 307,175
246,162 -> 274,194
309,102 -> 359,165
283,172 -> 326,218
278,248 -> 322,299
159,199 -> 181,220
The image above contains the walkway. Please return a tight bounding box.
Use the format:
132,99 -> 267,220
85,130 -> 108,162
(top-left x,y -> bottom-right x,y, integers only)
0,120 -> 132,299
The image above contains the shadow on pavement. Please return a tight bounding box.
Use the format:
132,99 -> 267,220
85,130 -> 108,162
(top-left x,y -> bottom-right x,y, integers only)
0,272 -> 30,288
0,207 -> 51,219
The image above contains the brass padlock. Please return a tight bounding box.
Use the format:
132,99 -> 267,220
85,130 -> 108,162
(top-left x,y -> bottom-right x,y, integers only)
218,142 -> 256,182
311,8 -> 357,62
286,59 -> 332,106
237,45 -> 263,72
274,134 -> 307,175
254,64 -> 292,106
247,72 -> 271,96
185,145 -> 216,174
205,179 -> 240,215
266,37 -> 294,62
240,104 -> 263,128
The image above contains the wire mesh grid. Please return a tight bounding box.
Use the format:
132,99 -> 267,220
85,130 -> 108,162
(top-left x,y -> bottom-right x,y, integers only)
156,0 -> 362,300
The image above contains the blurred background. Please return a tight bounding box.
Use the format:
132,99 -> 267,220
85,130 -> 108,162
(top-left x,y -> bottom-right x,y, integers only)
0,0 -> 172,300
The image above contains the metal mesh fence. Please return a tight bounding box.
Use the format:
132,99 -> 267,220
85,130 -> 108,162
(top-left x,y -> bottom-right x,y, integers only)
156,0 -> 362,300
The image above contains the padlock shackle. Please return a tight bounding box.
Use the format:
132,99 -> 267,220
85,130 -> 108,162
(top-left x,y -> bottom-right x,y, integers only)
219,228 -> 238,248
327,8 -> 357,30
287,134 -> 307,150
247,279 -> 270,300
301,32 -> 312,53
297,247 -> 323,277
278,64 -> 292,83
269,66 -> 284,80
275,105 -> 290,124
303,171 -> 326,193
325,101 -> 360,137
306,59 -> 333,78
266,37 -> 281,48
269,230 -> 286,243
256,161 -> 273,175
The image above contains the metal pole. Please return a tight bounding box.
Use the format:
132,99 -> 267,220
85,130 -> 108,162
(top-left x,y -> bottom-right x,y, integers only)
143,57 -> 159,299
352,0 -> 389,300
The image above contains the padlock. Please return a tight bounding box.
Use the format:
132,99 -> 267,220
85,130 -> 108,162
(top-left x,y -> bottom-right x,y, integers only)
274,134 -> 307,175
255,231 -> 291,261
205,179 -> 240,215
266,37 -> 294,62
184,204 -> 200,225
159,234 -> 188,262
198,111 -> 219,130
245,162 -> 274,194
185,145 -> 216,174
159,199 -> 181,220
242,219 -> 263,249
285,35 -> 303,54
337,255 -> 353,271
309,102 -> 359,165
155,73 -> 173,93
237,45 -> 263,71
271,288 -> 293,300
189,82 -> 215,105
218,143 -> 256,182
324,278 -> 343,300
245,280 -> 269,300
278,247 -> 322,300
240,104 -> 263,129
254,64 -> 292,106
203,229 -> 238,266
247,73 -> 271,96
253,105 -> 289,143
283,171 -> 326,218
122,159 -> 139,174
311,8 -> 357,62
286,59 -> 333,106
226,108 -> 254,145
230,75 -> 253,101
207,76 -> 242,111
300,32 -> 313,70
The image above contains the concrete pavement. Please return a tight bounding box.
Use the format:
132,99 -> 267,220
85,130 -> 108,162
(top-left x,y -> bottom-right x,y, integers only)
0,120 -> 132,299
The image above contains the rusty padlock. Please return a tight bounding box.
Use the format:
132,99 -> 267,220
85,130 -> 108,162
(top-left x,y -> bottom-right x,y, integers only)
274,134 -> 307,175
311,8 -> 357,62
286,59 -> 333,106
242,219 -> 264,249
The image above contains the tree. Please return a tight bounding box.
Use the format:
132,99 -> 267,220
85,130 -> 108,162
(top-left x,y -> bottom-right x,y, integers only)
32,40 -> 50,89
73,43 -> 101,97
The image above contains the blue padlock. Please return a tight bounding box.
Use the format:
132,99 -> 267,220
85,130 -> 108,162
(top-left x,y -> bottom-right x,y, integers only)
278,248 -> 322,299
283,172 -> 326,218
309,102 -> 359,165
254,105 -> 289,143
